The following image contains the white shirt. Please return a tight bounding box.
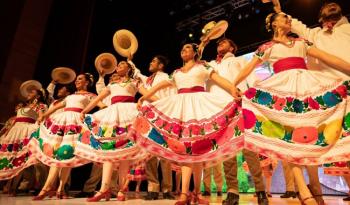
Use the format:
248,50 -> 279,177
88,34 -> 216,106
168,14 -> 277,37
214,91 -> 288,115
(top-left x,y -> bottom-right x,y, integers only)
95,76 -> 111,106
207,52 -> 257,98
291,16 -> 350,78
129,60 -> 176,99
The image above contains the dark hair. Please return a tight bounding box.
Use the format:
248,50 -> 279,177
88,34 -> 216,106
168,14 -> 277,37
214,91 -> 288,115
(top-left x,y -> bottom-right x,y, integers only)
82,73 -> 94,88
154,55 -> 169,68
125,62 -> 135,78
61,83 -> 75,94
34,88 -> 49,105
318,1 -> 342,23
216,37 -> 238,54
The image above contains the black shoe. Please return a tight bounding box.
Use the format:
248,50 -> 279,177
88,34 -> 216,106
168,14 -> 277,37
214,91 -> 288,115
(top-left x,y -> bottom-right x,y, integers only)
256,191 -> 269,205
280,191 -> 296,198
202,191 -> 211,196
163,192 -> 175,199
144,192 -> 159,200
217,191 -> 222,196
74,191 -> 95,198
222,192 -> 239,205
343,196 -> 350,201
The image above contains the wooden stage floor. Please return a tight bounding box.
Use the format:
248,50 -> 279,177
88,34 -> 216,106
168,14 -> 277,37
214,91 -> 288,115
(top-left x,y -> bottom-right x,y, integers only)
0,192 -> 348,204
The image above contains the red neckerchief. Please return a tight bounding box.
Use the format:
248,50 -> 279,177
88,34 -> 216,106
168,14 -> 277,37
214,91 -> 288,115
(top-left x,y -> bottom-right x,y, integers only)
146,73 -> 157,86
216,54 -> 224,63
322,21 -> 337,32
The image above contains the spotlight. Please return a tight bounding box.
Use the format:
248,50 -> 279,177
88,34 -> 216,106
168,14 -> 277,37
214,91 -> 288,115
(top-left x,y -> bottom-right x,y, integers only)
238,14 -> 242,20
189,33 -> 193,38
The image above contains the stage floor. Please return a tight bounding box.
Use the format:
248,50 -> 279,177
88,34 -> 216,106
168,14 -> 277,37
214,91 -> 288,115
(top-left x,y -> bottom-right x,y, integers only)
0,193 -> 348,204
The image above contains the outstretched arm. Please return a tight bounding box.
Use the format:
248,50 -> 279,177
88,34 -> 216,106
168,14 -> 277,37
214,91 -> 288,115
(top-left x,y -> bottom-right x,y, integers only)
81,89 -> 110,114
137,80 -> 172,109
307,47 -> 350,74
138,86 -> 159,102
37,102 -> 65,123
233,56 -> 262,87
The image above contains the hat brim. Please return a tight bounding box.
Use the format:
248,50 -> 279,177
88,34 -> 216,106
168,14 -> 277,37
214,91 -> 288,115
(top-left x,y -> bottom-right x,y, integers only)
51,67 -> 76,84
206,20 -> 228,40
95,53 -> 117,74
20,80 -> 42,98
113,29 -> 138,57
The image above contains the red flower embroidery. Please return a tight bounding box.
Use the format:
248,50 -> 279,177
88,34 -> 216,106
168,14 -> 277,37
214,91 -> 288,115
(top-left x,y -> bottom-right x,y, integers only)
45,118 -> 53,128
216,116 -> 227,127
51,125 -> 59,134
306,97 -> 320,110
182,127 -> 190,137
146,111 -> 155,119
237,117 -> 245,132
12,143 -> 19,152
172,123 -> 182,135
115,139 -> 129,148
334,161 -> 347,167
12,155 -> 26,167
204,123 -> 213,132
243,109 -> 257,129
273,97 -> 286,111
154,118 -> 164,127
335,85 -> 347,98
192,139 -> 212,155
163,122 -> 172,132
286,96 -> 294,103
1,144 -> 8,152
23,138 -> 29,146
190,125 -> 201,136
245,88 -> 257,99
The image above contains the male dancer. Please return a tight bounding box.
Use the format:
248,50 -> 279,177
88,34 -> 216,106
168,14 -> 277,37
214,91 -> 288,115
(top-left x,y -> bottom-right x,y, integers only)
207,37 -> 269,205
129,55 -> 176,200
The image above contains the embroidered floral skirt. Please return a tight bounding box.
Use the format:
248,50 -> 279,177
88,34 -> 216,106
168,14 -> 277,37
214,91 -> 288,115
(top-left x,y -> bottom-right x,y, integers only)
29,111 -> 90,167
127,164 -> 146,181
75,103 -> 150,166
243,69 -> 350,165
135,92 -> 243,168
0,121 -> 38,179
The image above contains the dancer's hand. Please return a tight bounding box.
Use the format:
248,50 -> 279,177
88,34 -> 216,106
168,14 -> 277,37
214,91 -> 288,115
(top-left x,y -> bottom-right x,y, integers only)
137,97 -> 145,110
80,112 -> 85,123
231,86 -> 242,100
36,115 -> 44,124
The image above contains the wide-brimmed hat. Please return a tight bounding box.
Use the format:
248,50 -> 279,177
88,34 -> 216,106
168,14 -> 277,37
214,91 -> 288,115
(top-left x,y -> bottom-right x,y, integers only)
200,20 -> 228,41
95,53 -> 118,74
113,29 -> 138,57
51,67 -> 76,84
19,80 -> 42,98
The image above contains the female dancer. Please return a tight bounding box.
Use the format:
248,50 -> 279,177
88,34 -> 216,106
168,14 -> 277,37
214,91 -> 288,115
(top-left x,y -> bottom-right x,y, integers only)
76,61 -> 153,202
29,73 -> 98,200
232,12 -> 350,205
0,88 -> 48,194
136,43 -> 242,205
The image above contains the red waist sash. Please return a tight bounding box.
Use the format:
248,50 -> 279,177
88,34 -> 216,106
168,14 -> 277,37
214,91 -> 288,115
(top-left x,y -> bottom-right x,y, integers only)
111,96 -> 135,104
178,86 -> 205,94
273,57 -> 307,74
64,107 -> 83,112
14,117 -> 35,124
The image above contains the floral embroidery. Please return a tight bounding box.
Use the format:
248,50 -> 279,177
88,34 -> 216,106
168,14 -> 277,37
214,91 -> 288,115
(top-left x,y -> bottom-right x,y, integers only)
192,139 -> 213,155
167,137 -> 186,154
134,117 -> 150,135
54,145 -> 74,160
242,109 -> 256,129
148,128 -> 166,146
244,81 -> 349,113
291,127 -> 318,144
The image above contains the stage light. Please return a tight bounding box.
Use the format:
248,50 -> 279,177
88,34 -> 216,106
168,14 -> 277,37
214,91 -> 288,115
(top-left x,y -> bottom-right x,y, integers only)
189,33 -> 193,38
238,14 -> 242,20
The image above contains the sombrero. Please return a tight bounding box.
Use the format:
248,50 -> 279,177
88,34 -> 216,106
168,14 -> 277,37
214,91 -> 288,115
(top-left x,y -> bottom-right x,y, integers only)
51,67 -> 76,84
19,80 -> 42,98
113,29 -> 138,57
95,53 -> 117,74
200,20 -> 229,41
